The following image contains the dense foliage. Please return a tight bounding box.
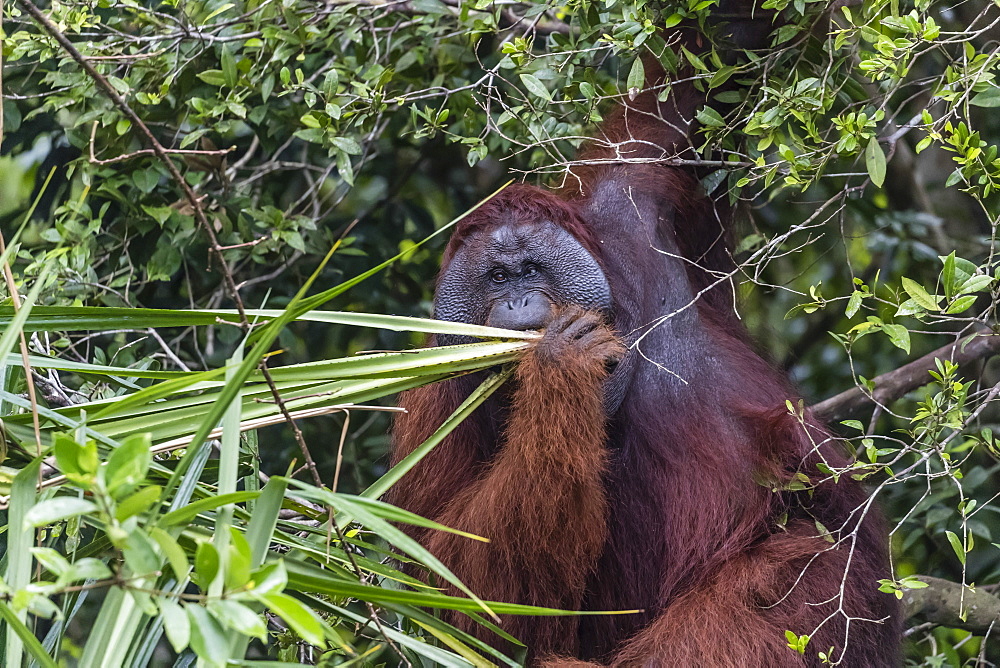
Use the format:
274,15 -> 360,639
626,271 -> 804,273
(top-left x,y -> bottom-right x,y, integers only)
1,0 -> 999,665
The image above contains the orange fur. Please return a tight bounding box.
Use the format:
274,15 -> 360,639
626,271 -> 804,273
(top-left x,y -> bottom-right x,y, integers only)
393,310 -> 623,656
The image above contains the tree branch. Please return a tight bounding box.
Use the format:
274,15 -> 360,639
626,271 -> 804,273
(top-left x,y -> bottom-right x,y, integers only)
811,328 -> 1000,422
904,576 -> 1000,635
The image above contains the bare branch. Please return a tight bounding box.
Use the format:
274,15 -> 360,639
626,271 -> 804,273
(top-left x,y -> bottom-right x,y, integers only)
904,576 -> 1000,635
812,328 -> 1000,422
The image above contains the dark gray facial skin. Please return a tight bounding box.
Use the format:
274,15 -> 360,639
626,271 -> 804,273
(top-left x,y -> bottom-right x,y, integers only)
434,221 -> 612,342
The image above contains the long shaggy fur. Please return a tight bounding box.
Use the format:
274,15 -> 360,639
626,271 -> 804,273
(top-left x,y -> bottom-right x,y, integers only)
389,16 -> 900,667
394,313 -> 622,656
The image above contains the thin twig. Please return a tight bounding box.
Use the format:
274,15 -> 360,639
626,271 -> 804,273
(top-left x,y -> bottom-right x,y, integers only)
88,121 -> 234,165
0,232 -> 44,456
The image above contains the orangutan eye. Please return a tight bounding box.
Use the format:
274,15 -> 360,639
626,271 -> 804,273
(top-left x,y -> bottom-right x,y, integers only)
490,269 -> 508,283
524,264 -> 538,277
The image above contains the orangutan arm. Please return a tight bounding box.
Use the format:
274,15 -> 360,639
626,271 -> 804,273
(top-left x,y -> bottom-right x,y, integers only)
424,307 -> 621,656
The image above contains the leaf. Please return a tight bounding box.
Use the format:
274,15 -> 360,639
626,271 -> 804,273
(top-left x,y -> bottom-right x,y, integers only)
159,491 -> 259,527
208,600 -> 267,640
901,277 -> 941,311
626,56 -> 644,99
865,137 -> 886,188
680,46 -> 707,71
31,547 -> 71,576
104,432 -> 152,498
186,604 -> 231,666
957,275 -> 993,295
895,298 -> 924,317
245,476 -> 288,568
121,526 -> 160,575
24,497 -> 97,528
329,136 -> 361,155
970,86 -> 1000,108
221,46 -> 237,87
695,106 -> 725,127
946,530 -> 966,565
0,601 -> 58,668
519,73 -> 551,101
299,112 -> 322,128
881,324 -> 910,354
150,527 -> 190,580
709,66 -> 737,89
159,598 -> 191,653
132,168 -> 159,194
257,592 -> 327,647
195,541 -> 221,590
945,295 -> 977,314
196,70 -> 227,87
60,557 -> 112,585
845,291 -> 863,318
115,485 -> 162,521
942,252 -> 957,299
203,2 -> 235,22
53,433 -> 98,482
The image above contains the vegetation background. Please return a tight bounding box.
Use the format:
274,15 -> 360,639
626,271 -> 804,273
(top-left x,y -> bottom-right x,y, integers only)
0,0 -> 999,665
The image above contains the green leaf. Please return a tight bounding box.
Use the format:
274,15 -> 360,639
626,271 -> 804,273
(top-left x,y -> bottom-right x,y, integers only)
159,599 -> 191,653
208,600 -> 267,640
882,324 -> 910,354
104,432 -> 152,498
5,461 -> 40,667
121,526 -> 161,575
246,477 -> 288,568
151,527 -> 190,580
945,295 -> 977,314
24,497 -> 97,528
709,66 -> 737,89
519,73 -> 551,101
865,137 -> 886,188
225,529 -> 253,592
195,541 -> 221,589
626,56 -> 644,98
221,46 -> 237,87
31,547 -> 71,576
53,433 -> 98,482
901,277 -> 941,311
942,252 -> 957,299
957,275 -> 993,295
845,291 -> 863,318
330,136 -> 361,155
159,491 -> 259,527
256,592 -> 327,647
970,86 -> 1000,107
196,70 -> 227,87
695,106 -> 725,127
115,485 -> 162,521
60,557 -> 112,585
895,298 -> 924,317
946,530 -> 966,564
299,112 -> 322,128
247,561 -> 288,597
187,604 -> 231,666
132,168 -> 159,194
203,2 -> 235,22
0,600 -> 58,668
